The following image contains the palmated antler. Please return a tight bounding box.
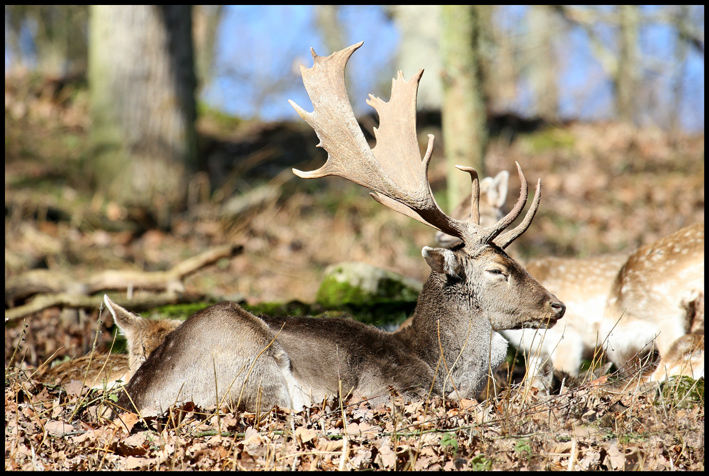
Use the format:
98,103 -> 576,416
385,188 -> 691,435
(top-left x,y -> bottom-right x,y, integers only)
290,41 -> 541,250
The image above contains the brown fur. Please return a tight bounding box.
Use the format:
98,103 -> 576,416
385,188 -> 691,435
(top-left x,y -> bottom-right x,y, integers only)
105,295 -> 182,379
35,297 -> 182,389
431,172 -> 704,388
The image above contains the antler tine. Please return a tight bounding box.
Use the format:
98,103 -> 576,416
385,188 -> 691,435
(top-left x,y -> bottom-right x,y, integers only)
480,162 -> 530,243
454,165 -> 480,225
290,42 -> 468,240
494,177 -> 541,249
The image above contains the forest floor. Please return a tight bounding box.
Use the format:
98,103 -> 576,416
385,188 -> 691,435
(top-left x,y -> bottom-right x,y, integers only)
4,73 -> 705,470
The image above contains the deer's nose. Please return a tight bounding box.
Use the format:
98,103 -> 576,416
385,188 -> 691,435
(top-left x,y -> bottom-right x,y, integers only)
551,300 -> 566,319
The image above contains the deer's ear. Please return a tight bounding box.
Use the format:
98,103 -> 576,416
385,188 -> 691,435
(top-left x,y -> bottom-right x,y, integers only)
104,294 -> 141,339
481,170 -> 509,209
422,246 -> 464,279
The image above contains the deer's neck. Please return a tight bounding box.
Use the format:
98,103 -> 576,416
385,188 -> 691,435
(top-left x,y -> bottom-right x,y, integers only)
398,272 -> 507,397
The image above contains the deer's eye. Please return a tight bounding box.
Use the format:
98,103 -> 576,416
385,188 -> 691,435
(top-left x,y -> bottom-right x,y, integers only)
487,268 -> 508,280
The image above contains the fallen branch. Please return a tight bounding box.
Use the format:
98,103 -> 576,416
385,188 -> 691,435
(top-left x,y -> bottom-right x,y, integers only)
5,291 -> 208,323
5,244 -> 243,321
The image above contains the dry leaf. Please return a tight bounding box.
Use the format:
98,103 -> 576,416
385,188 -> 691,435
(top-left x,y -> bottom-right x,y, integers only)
606,441 -> 626,470
115,412 -> 140,433
375,439 -> 396,469
316,437 -> 344,452
64,380 -> 84,398
295,426 -> 317,444
45,420 -> 73,437
124,456 -> 150,470
123,432 -> 147,448
243,426 -> 262,445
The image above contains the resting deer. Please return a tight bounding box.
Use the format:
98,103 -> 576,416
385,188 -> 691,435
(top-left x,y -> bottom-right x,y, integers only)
411,170 -> 628,389
115,42 -> 564,414
36,296 -> 181,389
601,223 -> 704,381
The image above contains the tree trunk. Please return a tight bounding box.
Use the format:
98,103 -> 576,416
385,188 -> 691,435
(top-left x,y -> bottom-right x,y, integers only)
615,5 -> 639,124
390,5 -> 443,111
193,5 -> 224,95
89,6 -> 197,228
315,5 -> 346,55
440,5 -> 488,210
528,5 -> 559,122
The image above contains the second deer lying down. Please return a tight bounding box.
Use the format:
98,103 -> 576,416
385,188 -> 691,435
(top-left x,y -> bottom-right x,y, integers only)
602,223 -> 704,381
116,42 -> 564,414
35,296 -> 181,389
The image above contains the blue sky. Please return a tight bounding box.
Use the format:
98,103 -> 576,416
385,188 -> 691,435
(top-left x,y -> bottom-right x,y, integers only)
204,5 -> 704,132
4,5 -> 704,131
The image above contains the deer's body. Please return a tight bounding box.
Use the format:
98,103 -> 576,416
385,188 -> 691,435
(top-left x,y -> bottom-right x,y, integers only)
601,223 -> 704,380
652,332 -> 704,381
122,242 -> 562,412
116,42 -> 564,413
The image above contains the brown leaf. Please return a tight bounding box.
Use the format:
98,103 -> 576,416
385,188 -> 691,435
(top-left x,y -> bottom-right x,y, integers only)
115,412 -> 140,433
375,439 -> 396,469
124,456 -> 151,470
72,429 -> 97,445
357,421 -> 380,438
123,432 -> 147,448
64,380 -> 84,398
350,449 -> 372,469
606,441 -> 626,470
295,426 -> 317,444
45,419 -> 74,437
243,426 -> 262,445
316,437 -> 344,452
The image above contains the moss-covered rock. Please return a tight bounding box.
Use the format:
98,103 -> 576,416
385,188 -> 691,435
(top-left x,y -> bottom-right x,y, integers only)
313,262 -> 422,327
316,262 -> 422,308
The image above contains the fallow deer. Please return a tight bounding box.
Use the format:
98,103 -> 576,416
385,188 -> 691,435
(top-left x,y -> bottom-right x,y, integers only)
601,223 -> 704,381
36,296 -> 181,389
115,42 -> 564,414
418,170 -> 628,388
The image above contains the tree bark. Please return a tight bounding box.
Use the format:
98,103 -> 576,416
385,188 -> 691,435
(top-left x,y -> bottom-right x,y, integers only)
528,5 -> 559,122
193,5 -> 224,95
616,5 -> 639,124
441,5 -> 488,210
89,6 -> 198,228
390,5 -> 443,111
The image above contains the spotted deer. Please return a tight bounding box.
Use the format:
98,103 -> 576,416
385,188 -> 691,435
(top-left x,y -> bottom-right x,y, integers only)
35,296 -> 181,389
115,42 -> 564,414
601,223 -> 704,381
